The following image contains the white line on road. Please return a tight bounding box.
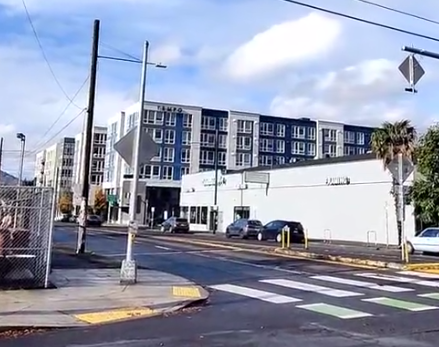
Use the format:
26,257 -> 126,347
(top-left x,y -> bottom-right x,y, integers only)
311,275 -> 413,293
355,273 -> 439,288
398,271 -> 439,279
260,279 -> 362,297
155,245 -> 172,251
210,284 -> 301,304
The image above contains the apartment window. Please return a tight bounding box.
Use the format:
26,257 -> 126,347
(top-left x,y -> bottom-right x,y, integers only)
324,144 -> 337,157
144,110 -> 164,125
276,124 -> 285,137
91,160 -> 104,172
181,148 -> 191,164
163,147 -> 175,162
165,112 -> 176,126
260,122 -> 274,136
292,126 -> 306,139
181,166 -> 190,177
237,120 -> 253,134
323,129 -> 337,142
218,134 -> 227,149
357,147 -> 365,154
164,129 -> 175,144
344,131 -> 355,144
151,148 -> 162,162
218,152 -> 227,166
308,127 -> 316,140
260,138 -> 274,152
260,155 -> 273,166
218,118 -> 228,131
182,131 -> 191,145
200,150 -> 214,165
93,133 -> 106,144
276,140 -> 285,154
236,153 -> 251,167
201,133 -> 215,147
237,136 -> 252,150
292,141 -> 305,155
93,146 -> 105,158
276,156 -> 285,165
128,112 -> 137,130
91,174 -> 102,185
344,146 -> 356,155
145,128 -> 163,143
162,166 -> 174,180
201,116 -> 216,130
140,165 -> 160,179
307,143 -> 316,156
357,132 -> 365,145
183,114 -> 192,128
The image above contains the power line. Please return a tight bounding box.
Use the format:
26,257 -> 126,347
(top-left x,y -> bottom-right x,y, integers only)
29,108 -> 87,156
34,76 -> 89,149
21,0 -> 83,109
279,0 -> 439,43
355,0 -> 439,26
100,42 -> 141,62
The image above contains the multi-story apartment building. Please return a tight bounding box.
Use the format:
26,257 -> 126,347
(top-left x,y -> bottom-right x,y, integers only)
72,126 -> 107,213
34,137 -> 75,211
103,101 -> 376,225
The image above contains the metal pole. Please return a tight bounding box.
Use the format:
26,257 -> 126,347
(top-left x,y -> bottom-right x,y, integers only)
397,153 -> 405,261
18,137 -> 25,186
120,40 -> 148,285
0,137 -> 3,185
402,46 -> 439,60
213,128 -> 219,234
76,19 -> 100,254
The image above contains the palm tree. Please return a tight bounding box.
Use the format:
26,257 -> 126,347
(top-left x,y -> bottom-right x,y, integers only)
370,120 -> 417,245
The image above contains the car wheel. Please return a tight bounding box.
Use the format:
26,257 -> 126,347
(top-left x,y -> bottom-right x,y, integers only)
407,242 -> 415,254
257,232 -> 264,241
225,231 -> 231,238
161,226 -> 166,233
276,233 -> 282,243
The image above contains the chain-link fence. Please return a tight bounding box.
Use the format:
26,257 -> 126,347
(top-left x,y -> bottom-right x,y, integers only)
0,186 -> 54,289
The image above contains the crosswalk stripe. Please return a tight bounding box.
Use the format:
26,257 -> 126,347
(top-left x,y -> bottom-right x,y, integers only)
297,303 -> 372,319
355,273 -> 439,288
210,284 -> 301,303
363,297 -> 438,311
418,293 -> 439,300
398,271 -> 439,279
311,275 -> 413,293
260,279 -> 362,297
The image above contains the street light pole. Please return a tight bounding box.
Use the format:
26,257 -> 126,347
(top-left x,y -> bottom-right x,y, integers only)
120,40 -> 149,285
17,133 -> 26,186
212,128 -> 219,234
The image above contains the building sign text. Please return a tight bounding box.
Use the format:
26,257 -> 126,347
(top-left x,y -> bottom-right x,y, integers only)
326,176 -> 350,186
157,105 -> 184,113
202,176 -> 227,187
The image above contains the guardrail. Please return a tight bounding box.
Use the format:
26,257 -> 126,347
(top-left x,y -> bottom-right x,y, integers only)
366,230 -> 377,247
323,229 -> 332,243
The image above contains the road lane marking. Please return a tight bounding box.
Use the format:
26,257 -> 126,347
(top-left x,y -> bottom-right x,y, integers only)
311,275 -> 413,293
297,303 -> 371,319
260,279 -> 362,297
362,297 -> 438,311
210,284 -> 301,303
74,307 -> 156,324
418,293 -> 439,300
355,273 -> 439,288
398,271 -> 439,279
155,245 -> 172,250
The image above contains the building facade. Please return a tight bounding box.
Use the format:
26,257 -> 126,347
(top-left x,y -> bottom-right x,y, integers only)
179,154 -> 416,246
103,101 -> 376,225
72,126 -> 107,213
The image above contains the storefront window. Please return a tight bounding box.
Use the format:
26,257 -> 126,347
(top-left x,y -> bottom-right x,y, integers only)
190,207 -> 196,223
201,207 -> 208,224
181,207 -> 188,219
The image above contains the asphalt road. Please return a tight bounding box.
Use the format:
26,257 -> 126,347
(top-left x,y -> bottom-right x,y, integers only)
2,226 -> 439,346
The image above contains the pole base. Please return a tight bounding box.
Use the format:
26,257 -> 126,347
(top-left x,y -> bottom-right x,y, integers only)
120,259 -> 137,285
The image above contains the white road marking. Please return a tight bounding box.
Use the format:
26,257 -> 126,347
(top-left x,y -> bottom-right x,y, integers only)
297,303 -> 372,319
155,245 -> 172,250
210,284 -> 301,303
356,273 -> 439,288
311,275 -> 413,293
260,279 -> 362,297
363,297 -> 438,311
398,271 -> 439,279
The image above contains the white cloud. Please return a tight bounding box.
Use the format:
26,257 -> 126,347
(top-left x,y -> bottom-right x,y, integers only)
270,58 -> 418,126
150,43 -> 182,65
223,13 -> 342,82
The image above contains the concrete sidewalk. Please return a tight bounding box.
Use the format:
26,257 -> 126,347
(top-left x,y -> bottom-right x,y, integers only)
0,248 -> 208,328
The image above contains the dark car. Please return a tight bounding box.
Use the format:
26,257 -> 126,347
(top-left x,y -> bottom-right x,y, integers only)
86,215 -> 102,226
160,217 -> 190,233
225,218 -> 263,239
257,220 -> 304,243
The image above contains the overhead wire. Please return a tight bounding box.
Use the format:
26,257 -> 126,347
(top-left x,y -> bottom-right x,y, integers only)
100,42 -> 141,62
279,0 -> 439,43
21,0 -> 84,110
354,0 -> 439,26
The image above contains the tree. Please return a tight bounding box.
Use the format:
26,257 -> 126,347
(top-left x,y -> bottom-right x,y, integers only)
58,191 -> 73,214
370,120 -> 417,245
410,124 -> 439,226
93,188 -> 107,216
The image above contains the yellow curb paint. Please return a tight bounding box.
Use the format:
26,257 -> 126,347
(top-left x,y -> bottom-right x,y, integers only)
74,307 -> 156,324
405,263 -> 439,271
172,286 -> 202,298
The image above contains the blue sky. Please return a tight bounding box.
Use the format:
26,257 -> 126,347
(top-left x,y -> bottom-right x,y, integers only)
0,0 -> 439,176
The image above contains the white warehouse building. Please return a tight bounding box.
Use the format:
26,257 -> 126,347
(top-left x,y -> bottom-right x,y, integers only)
179,154 -> 416,245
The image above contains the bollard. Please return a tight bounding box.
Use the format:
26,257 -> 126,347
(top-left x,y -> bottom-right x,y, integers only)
304,229 -> 309,250
404,240 -> 410,263
286,226 -> 290,248
281,226 -> 290,249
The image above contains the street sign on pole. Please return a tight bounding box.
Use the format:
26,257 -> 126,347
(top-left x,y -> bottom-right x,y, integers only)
386,155 -> 414,183
113,126 -> 159,167
398,54 -> 425,86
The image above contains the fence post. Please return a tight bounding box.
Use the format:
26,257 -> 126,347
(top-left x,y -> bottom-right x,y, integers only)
44,186 -> 57,288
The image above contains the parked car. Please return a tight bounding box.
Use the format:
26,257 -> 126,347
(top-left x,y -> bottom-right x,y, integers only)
225,218 -> 263,239
257,220 -> 305,243
160,217 -> 190,233
86,215 -> 102,227
407,227 -> 439,254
